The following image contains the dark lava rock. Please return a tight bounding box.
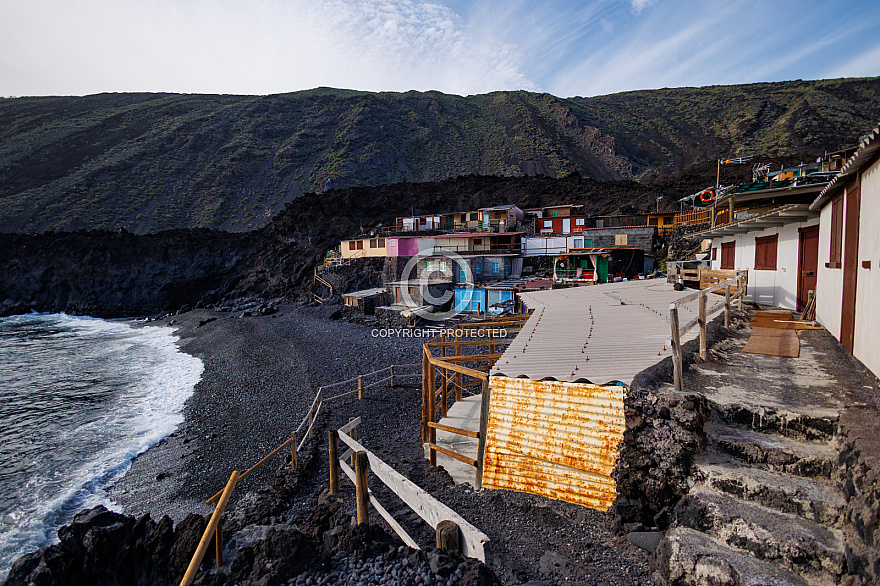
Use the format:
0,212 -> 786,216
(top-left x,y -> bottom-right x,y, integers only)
2,506 -> 206,586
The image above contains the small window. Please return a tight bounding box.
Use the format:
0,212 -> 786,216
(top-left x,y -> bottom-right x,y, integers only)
649,217 -> 659,226
721,241 -> 735,269
544,220 -> 553,228
377,238 -> 385,248
409,286 -> 416,295
614,234 -> 628,246
584,239 -> 593,248
469,213 -> 478,221
552,210 -> 558,217
370,239 -> 378,248
439,260 -> 448,272
492,262 -> 500,273
575,218 -> 585,226
829,194 -> 843,268
356,240 -> 364,250
349,241 -> 356,250
474,238 -> 482,245
663,217 -> 673,224
573,239 -> 583,248
426,260 -> 435,272
711,247 -> 717,261
474,263 -> 482,275
755,234 -> 778,270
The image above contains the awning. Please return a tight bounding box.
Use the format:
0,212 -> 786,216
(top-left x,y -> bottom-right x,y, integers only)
687,204 -> 817,239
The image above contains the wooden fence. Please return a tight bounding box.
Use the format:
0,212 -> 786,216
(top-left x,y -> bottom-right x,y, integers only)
669,271 -> 748,392
328,418 -> 491,561
420,314 -> 530,487
179,362 -> 420,586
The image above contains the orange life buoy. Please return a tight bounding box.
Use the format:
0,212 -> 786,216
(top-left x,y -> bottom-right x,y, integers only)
699,189 -> 714,203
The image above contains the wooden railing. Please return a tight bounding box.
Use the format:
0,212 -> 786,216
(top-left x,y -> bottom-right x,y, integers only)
669,271 -> 747,392
180,362 -> 421,586
328,418 -> 491,561
420,315 -> 530,486
673,209 -> 711,227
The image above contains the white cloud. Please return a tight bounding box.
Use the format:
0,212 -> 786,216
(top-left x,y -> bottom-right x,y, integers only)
630,0 -> 657,15
0,0 -> 537,96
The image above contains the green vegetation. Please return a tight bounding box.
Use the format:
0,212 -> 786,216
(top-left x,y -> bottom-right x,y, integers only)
0,78 -> 878,234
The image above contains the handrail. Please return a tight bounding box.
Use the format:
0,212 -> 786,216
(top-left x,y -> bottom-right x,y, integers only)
180,471 -> 240,586
185,362 -> 422,584
669,271 -> 747,391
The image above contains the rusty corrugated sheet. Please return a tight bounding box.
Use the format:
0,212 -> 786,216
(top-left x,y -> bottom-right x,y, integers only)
482,376 -> 625,510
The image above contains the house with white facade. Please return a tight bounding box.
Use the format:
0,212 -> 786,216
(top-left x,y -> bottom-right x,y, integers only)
810,123 -> 880,378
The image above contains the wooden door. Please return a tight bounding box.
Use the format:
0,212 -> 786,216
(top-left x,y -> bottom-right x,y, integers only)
841,180 -> 861,351
797,226 -> 819,311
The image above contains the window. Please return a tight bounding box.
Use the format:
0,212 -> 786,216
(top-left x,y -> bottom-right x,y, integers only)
409,287 -> 416,295
575,218 -> 585,226
614,234 -> 628,246
755,234 -> 778,270
721,241 -> 735,269
649,217 -> 659,226
474,262 -> 482,275
377,238 -> 385,248
425,260 -> 435,272
439,260 -> 448,272
711,247 -> 717,261
663,217 -> 673,224
551,210 -> 559,217
370,239 -> 378,248
492,262 -> 500,273
544,220 -> 553,227
573,239 -> 583,248
473,238 -> 482,245
349,241 -> 356,250
828,194 -> 843,268
356,240 -> 364,250
584,239 -> 593,248
469,213 -> 478,221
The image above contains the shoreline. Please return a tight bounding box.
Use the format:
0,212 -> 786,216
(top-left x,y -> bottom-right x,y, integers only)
110,304 -> 425,523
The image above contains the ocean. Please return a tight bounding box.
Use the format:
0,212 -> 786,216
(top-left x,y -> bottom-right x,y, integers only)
0,313 -> 203,577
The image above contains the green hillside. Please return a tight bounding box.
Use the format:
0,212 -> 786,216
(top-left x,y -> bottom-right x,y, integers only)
0,78 -> 877,234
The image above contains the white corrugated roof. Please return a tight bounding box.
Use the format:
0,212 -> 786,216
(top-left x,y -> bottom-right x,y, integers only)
491,280 -> 700,385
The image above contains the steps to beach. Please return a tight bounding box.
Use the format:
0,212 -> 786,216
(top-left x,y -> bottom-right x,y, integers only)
654,345 -> 851,586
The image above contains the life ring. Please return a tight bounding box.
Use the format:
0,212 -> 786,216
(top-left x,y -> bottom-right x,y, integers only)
699,189 -> 714,203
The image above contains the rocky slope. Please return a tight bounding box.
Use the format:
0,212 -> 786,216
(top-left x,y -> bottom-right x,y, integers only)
1,77 -> 877,233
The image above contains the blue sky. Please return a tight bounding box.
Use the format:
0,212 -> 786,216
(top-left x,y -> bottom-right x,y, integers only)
1,0 -> 878,98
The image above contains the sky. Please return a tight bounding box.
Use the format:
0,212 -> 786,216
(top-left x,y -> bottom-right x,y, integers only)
1,0 -> 879,98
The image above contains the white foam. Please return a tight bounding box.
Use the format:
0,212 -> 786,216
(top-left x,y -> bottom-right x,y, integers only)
0,314 -> 203,575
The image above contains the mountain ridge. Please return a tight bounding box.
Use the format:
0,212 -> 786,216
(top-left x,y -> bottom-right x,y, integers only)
1,77 -> 877,234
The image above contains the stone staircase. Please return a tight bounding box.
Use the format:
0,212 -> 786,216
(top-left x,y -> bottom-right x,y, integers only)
656,397 -> 847,585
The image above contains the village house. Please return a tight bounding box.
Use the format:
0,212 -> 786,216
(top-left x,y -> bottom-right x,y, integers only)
809,123 -> 880,378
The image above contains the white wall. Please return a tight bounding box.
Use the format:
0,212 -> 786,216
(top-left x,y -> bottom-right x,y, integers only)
854,159 -> 880,378
710,218 -> 819,309
815,204 -> 843,338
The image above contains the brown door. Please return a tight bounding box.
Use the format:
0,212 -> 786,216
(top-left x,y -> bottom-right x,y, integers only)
797,226 -> 819,311
841,179 -> 861,351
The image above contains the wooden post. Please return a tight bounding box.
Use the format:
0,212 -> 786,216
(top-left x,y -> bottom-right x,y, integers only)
428,359 -> 437,467
349,418 -> 357,468
180,471 -> 239,586
488,329 -> 495,357
390,365 -> 395,388
475,379 -> 491,490
436,520 -> 461,552
422,348 -> 430,443
699,292 -> 708,360
440,335 -> 448,417
328,430 -> 339,494
724,285 -> 731,329
738,274 -> 744,311
358,376 -> 363,400
454,331 -> 462,401
215,518 -> 223,568
670,306 -> 683,392
355,451 -> 369,525
290,431 -> 298,471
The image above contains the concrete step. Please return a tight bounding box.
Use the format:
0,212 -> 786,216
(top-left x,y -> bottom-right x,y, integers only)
709,401 -> 838,441
693,454 -> 845,526
706,423 -> 838,478
674,486 -> 846,583
656,527 -> 812,586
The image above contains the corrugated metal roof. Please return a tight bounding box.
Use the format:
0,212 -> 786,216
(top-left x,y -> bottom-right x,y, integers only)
491,280 -> 700,385
811,123 -> 880,210
482,376 -> 624,510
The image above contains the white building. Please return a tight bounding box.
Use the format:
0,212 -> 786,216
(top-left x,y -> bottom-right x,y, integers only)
810,123 -> 880,378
